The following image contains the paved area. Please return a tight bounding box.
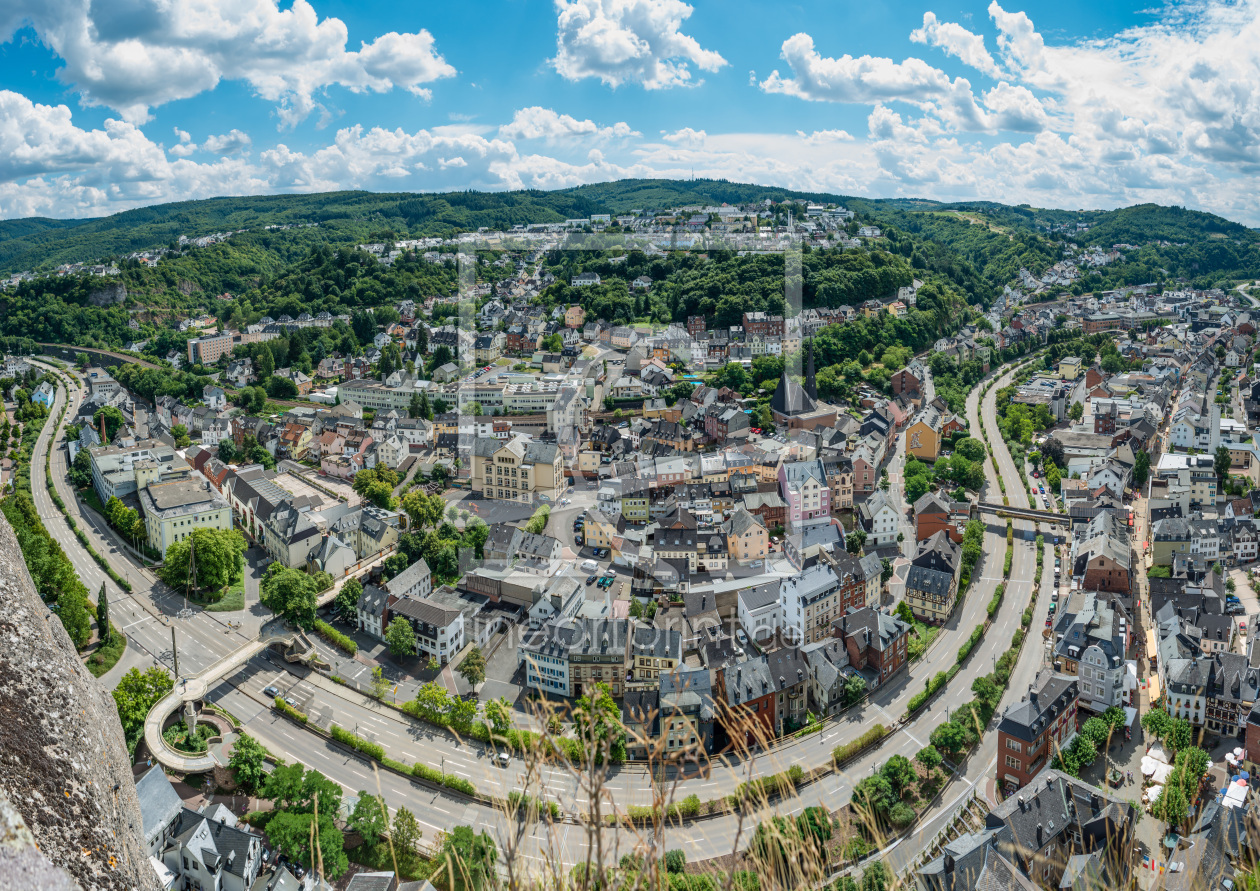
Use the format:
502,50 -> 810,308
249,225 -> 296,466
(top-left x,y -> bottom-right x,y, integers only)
275,471 -> 344,511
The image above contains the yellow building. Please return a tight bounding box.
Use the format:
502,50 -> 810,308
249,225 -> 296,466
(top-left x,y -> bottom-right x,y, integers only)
727,508 -> 769,563
470,436 -> 564,504
1058,357 -> 1082,380
139,478 -> 233,556
565,304 -> 586,328
905,409 -> 945,463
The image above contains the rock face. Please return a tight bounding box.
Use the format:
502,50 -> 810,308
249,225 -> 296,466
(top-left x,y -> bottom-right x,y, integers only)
87,281 -> 127,306
0,516 -> 161,891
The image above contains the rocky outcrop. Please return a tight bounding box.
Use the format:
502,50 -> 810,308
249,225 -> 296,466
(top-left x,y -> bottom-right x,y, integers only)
0,516 -> 161,891
87,281 -> 127,306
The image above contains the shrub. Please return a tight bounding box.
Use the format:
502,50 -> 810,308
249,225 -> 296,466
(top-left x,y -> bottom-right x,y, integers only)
987,584 -> 1005,618
313,619 -> 357,655
889,802 -> 917,827
330,724 -> 384,761
274,696 -> 307,723
957,627 -> 984,663
832,725 -> 888,765
665,850 -> 686,874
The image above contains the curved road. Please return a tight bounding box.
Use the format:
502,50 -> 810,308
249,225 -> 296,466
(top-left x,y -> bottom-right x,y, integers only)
26,356 -> 1056,873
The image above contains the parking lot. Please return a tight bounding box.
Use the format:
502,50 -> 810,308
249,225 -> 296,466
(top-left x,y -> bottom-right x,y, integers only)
276,471 -> 350,510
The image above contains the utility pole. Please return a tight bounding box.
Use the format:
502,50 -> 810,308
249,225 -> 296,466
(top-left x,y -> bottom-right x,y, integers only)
171,625 -> 180,682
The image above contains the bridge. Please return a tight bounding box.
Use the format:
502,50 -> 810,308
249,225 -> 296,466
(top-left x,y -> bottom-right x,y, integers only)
975,501 -> 1071,527
143,626 -> 327,772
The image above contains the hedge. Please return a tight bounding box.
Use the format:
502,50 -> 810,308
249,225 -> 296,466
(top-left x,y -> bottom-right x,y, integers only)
313,619 -> 357,655
957,626 -> 984,663
987,584 -> 1005,618
274,696 -> 308,723
832,725 -> 888,765
508,790 -> 561,820
908,671 -> 948,714
331,724 -> 383,760
732,765 -> 804,803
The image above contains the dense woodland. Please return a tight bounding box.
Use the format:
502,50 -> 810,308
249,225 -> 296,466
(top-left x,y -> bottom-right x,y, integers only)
0,180 -> 1256,363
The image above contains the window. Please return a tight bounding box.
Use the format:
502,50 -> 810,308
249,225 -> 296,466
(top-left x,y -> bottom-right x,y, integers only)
1005,754 -> 1022,770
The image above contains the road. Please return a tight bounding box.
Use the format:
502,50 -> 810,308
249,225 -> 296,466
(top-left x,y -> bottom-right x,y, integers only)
25,356 -> 1057,873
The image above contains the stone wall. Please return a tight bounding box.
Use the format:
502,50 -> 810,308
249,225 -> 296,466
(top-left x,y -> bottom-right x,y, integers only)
0,516 -> 161,891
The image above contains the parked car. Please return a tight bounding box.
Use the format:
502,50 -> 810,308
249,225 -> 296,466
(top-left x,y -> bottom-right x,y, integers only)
264,685 -> 279,697
736,629 -> 748,645
586,575 -> 597,586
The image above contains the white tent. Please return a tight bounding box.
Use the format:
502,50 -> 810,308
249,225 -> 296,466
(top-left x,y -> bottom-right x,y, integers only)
1147,742 -> 1171,764
1224,782 -> 1248,809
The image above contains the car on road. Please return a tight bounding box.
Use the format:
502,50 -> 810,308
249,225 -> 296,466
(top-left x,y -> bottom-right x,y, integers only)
284,696 -> 298,708
580,559 -> 598,573
264,685 -> 279,697
496,752 -> 511,767
586,575 -> 597,585
736,629 -> 748,646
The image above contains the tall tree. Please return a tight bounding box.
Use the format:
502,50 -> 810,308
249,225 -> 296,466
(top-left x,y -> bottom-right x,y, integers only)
96,582 -> 110,646
458,646 -> 486,687
386,617 -> 416,657
348,791 -> 389,847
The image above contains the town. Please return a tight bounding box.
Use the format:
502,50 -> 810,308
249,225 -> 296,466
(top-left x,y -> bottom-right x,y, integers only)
3,199 -> 1260,891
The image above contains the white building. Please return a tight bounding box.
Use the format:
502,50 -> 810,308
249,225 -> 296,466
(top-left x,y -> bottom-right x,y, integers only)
737,580 -> 781,643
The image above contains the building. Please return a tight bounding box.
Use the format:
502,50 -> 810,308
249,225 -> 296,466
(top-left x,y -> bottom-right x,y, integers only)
903,531 -> 963,624
780,562 -> 843,645
905,405 -> 963,463
388,591 -> 465,665
726,507 -> 769,562
470,436 -> 564,504
778,459 -> 830,527
1051,590 -> 1134,714
834,606 -> 912,688
996,671 -> 1079,791
918,770 -> 1137,891
737,580 -> 781,643
88,438 -> 191,503
913,491 -> 967,543
858,489 -> 900,548
83,366 -> 121,398
138,478 -> 233,556
629,625 -> 682,682
187,331 -> 234,365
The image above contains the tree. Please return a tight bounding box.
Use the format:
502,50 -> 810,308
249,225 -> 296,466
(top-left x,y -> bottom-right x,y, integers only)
266,375 -> 299,399
349,791 -> 389,847
845,530 -> 866,555
1068,401 -> 1084,422
573,682 -> 627,761
916,745 -> 943,773
1216,445 -> 1232,481
57,587 -> 92,650
882,754 -> 916,795
402,491 -> 445,531
75,352 -> 89,368
96,582 -> 110,646
953,437 -> 986,462
432,825 -> 498,891
1169,717 -> 1193,753
69,447 -> 93,488
257,344 -> 275,379
266,810 -> 348,879
843,673 -> 867,706
170,424 -> 191,448
334,577 -> 362,621
391,807 -> 423,869
157,527 -> 246,594
904,473 -> 929,504
258,563 -> 319,628
370,666 -> 391,700
93,405 -> 124,443
929,721 -> 967,758
484,697 -> 511,737
541,333 -> 563,352
112,666 -> 173,752
217,439 -> 237,464
458,646 -> 486,687
895,600 -> 915,624
409,392 -> 424,419
860,861 -> 889,891
386,617 -> 416,657
1133,449 -> 1150,488
228,733 -> 268,793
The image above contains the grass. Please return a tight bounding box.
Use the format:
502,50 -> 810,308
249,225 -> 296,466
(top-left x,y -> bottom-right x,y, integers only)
188,566 -> 245,612
85,623 -> 126,677
162,723 -> 215,754
347,842 -> 431,881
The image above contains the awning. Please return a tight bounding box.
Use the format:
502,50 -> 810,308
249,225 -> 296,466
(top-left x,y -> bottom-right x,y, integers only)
1148,675 -> 1162,702
1146,629 -> 1159,661
1124,705 -> 1139,728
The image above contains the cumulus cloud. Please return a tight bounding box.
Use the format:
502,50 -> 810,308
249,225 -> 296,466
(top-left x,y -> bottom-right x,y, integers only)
910,12 -> 1002,78
202,130 -> 253,155
660,127 -> 706,146
551,0 -> 727,89
498,107 -> 638,140
0,0 -> 456,125
760,33 -> 955,104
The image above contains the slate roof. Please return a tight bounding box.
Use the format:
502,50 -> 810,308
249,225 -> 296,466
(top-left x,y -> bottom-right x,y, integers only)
135,765 -> 183,840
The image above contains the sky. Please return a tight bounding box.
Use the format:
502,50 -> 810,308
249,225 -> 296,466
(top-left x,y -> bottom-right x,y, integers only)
2,0 -> 1259,223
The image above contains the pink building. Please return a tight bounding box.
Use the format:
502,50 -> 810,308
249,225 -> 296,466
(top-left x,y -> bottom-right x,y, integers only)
778,459 -> 830,526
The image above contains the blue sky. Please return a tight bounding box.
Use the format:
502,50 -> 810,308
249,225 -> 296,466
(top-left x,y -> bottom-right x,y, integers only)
2,0 -> 1259,222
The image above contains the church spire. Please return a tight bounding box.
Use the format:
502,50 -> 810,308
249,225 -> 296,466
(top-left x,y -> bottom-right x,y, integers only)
805,338 -> 817,400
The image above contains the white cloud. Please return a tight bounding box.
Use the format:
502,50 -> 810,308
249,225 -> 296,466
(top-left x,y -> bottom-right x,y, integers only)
981,82 -> 1047,132
760,33 -> 954,104
1,0 -> 456,125
551,0 -> 727,89
910,12 -> 1002,78
796,129 -> 855,144
498,107 -> 638,140
661,127 -> 706,146
202,130 -> 252,155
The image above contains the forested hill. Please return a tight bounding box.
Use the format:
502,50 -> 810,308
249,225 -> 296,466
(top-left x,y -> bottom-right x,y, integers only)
2,178 -> 1251,277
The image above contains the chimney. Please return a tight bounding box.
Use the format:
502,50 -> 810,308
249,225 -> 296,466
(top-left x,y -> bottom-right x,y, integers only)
1036,824 -> 1043,846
